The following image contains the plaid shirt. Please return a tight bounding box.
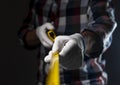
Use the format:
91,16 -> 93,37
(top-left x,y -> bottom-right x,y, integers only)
18,0 -> 117,85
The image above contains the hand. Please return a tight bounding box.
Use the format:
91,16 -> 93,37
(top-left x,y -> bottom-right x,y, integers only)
45,33 -> 85,70
36,23 -> 54,48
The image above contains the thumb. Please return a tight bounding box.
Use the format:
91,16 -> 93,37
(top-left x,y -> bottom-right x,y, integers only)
59,39 -> 77,57
52,36 -> 70,53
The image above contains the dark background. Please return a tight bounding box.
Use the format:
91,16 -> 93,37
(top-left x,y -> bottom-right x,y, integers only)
0,0 -> 120,85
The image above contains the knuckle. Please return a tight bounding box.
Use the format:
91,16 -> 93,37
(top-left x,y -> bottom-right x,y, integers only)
71,39 -> 77,45
45,22 -> 51,25
45,23 -> 50,26
55,36 -> 62,41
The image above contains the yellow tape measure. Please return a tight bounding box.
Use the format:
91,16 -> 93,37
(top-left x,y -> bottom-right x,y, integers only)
47,30 -> 56,42
45,51 -> 60,85
46,30 -> 60,85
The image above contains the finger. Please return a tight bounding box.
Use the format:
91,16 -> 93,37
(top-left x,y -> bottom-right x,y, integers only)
45,23 -> 55,30
39,27 -> 53,47
44,51 -> 53,62
59,39 -> 77,57
52,36 -> 71,53
42,23 -> 55,45
40,33 -> 53,47
41,40 -> 52,48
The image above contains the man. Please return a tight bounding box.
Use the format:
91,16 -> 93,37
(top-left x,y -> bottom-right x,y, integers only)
18,0 -> 117,85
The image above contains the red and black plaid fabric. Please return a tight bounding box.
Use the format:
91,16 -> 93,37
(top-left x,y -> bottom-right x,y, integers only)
18,0 -> 117,85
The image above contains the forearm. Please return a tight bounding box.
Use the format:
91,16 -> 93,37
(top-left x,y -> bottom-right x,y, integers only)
81,0 -> 117,57
81,30 -> 103,57
81,18 -> 116,57
18,27 -> 40,49
25,29 -> 40,46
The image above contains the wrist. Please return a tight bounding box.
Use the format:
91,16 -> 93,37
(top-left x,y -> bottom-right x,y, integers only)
70,33 -> 85,52
26,29 -> 40,46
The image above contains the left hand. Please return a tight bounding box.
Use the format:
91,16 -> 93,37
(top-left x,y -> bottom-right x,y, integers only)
44,33 -> 85,70
36,23 -> 55,48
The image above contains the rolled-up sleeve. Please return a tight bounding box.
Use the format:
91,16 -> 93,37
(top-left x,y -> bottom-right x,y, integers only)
18,0 -> 42,49
81,0 -> 117,57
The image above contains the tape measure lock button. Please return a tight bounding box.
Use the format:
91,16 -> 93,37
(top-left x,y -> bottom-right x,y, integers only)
47,30 -> 56,42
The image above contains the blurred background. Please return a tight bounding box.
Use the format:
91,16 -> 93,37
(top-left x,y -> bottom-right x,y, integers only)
0,0 -> 120,85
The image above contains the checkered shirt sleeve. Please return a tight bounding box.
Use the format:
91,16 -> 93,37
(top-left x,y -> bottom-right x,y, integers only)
18,0 -> 117,85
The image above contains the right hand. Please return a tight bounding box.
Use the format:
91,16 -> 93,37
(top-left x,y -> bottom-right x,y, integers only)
36,23 -> 55,48
44,33 -> 85,70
